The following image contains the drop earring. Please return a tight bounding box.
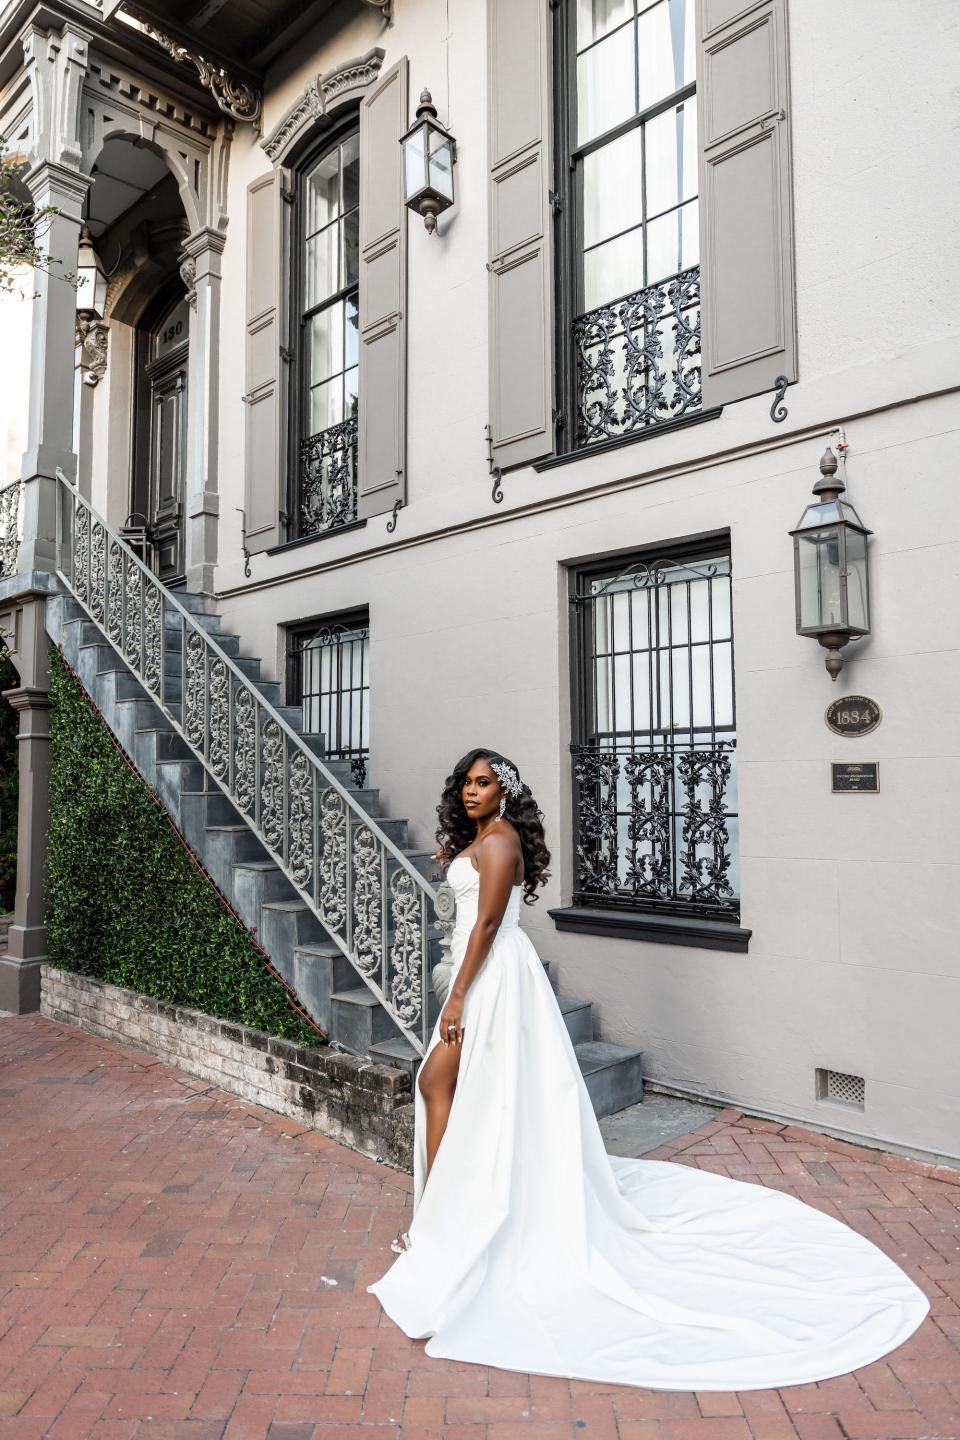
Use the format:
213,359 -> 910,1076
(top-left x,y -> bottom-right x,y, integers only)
498,796 -> 507,819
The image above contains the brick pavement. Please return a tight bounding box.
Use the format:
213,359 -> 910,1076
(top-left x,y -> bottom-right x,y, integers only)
1,1013 -> 958,1440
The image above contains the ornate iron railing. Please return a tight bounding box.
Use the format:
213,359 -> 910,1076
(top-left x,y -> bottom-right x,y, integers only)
298,415 -> 358,538
573,265 -> 701,447
55,472 -> 442,1054
0,480 -> 22,579
571,740 -> 738,919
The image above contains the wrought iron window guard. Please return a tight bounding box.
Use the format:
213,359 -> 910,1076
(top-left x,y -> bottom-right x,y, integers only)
573,266 -> 701,448
54,473 -> 446,1055
298,415 -> 358,538
0,480 -> 22,579
571,739 -> 739,921
571,550 -> 739,922
289,619 -> 370,790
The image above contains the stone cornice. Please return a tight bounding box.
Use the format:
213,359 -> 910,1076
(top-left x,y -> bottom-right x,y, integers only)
260,46 -> 384,165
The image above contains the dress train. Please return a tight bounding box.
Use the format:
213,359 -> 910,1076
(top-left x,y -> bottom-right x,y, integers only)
368,856 -> 929,1391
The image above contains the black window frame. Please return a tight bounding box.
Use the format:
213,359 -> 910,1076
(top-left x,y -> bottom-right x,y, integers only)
553,532 -> 751,952
286,108 -> 362,543
552,0 -> 705,458
286,606 -> 371,788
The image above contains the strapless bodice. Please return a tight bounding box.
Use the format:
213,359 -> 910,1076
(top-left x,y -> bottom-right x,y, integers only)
447,854 -> 522,935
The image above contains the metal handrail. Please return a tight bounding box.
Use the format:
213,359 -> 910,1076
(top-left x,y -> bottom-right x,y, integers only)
54,470 -> 439,1054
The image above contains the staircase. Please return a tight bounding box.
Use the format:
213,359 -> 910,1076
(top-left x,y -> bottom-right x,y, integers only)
46,481 -> 645,1118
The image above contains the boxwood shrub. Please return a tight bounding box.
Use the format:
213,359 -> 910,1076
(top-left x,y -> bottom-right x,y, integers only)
46,645 -> 324,1046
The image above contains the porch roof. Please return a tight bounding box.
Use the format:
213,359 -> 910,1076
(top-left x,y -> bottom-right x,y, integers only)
108,0 -> 355,77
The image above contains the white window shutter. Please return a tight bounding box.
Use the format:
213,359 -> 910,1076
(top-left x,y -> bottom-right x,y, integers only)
697,0 -> 797,408
487,0 -> 555,470
358,58 -> 408,521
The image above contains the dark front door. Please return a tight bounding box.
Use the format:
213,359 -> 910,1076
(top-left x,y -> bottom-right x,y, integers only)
134,294 -> 189,583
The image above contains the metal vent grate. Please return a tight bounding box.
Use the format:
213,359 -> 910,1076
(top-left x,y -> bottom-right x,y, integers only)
816,1068 -> 865,1110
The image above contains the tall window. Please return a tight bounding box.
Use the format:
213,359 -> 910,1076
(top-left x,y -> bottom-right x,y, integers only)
296,127 -> 360,538
570,542 -> 739,921
559,0 -> 701,447
288,611 -> 370,787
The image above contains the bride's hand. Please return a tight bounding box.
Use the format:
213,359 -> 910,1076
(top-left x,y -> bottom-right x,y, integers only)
439,994 -> 464,1046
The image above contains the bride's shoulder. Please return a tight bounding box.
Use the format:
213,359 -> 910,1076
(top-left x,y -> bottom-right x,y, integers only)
477,825 -> 522,865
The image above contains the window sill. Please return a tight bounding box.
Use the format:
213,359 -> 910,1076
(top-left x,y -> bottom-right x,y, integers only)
266,517 -> 367,556
532,407 -> 723,474
548,906 -> 751,953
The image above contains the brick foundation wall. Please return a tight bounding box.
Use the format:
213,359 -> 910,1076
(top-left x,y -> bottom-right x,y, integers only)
40,964 -> 414,1170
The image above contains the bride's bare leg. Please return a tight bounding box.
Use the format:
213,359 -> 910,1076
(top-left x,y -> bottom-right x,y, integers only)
389,1039 -> 462,1253
417,1039 -> 463,1176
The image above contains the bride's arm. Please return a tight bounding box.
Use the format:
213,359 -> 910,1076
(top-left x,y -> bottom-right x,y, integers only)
438,832 -> 518,1046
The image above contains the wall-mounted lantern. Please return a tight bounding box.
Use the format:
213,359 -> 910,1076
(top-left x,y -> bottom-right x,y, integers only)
790,445 -> 872,680
76,225 -> 107,318
400,89 -> 456,234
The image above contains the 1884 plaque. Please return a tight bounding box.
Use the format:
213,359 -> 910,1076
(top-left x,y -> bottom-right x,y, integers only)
825,695 -> 881,737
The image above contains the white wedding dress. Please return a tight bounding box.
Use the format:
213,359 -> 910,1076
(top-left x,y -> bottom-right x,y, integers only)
368,856 -> 929,1390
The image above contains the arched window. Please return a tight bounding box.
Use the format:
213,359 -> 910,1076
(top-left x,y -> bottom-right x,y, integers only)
294,124 -> 360,538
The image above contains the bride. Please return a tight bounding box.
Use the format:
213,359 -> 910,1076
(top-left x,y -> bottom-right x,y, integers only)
367,748 -> 929,1391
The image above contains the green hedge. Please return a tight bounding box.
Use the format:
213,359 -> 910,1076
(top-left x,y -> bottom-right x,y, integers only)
0,649 -> 17,912
46,645 -> 324,1046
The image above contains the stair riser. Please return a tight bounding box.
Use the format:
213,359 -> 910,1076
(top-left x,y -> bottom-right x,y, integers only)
329,995 -> 399,1053
232,864 -> 292,930
163,611 -> 222,635
155,761 -> 206,824
563,1005 -> 594,1046
258,905 -> 325,958
293,948 -> 358,1033
583,1055 -> 645,1119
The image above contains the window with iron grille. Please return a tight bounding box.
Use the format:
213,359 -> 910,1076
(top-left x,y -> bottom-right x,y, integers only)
287,612 -> 369,788
294,123 -> 360,539
555,0 -> 701,449
570,542 -> 739,921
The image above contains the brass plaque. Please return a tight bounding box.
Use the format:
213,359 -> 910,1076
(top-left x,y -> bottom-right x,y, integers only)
825,695 -> 881,738
831,762 -> 879,793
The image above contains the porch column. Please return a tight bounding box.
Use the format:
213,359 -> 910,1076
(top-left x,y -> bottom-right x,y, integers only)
0,596 -> 51,1014
182,227 -> 226,594
16,22 -> 92,580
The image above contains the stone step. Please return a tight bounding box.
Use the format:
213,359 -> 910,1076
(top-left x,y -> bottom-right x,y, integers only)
557,993 -> 594,1045
163,589 -> 219,616
368,1035 -> 420,1080
163,607 -> 222,635
193,822 -> 266,892
257,900 -> 326,964
232,859 -> 292,931
329,986 -> 405,1053
161,627 -> 243,658
292,943 -> 361,1034
574,1041 -> 644,1119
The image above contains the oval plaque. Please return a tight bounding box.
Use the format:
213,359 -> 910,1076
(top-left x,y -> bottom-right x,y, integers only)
825,695 -> 881,738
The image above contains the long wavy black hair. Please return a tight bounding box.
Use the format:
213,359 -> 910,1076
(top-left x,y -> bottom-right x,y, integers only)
436,747 -> 551,904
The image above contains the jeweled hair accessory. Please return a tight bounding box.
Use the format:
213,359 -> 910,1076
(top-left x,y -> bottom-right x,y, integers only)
491,760 -> 522,798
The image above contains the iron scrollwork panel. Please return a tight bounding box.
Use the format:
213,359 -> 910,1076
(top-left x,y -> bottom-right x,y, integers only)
573,749 -> 620,897
352,825 -> 383,977
574,266 -> 701,447
572,743 -> 738,918
298,416 -> 358,537
389,868 -> 424,1030
0,482 -> 21,579
676,747 -> 737,907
